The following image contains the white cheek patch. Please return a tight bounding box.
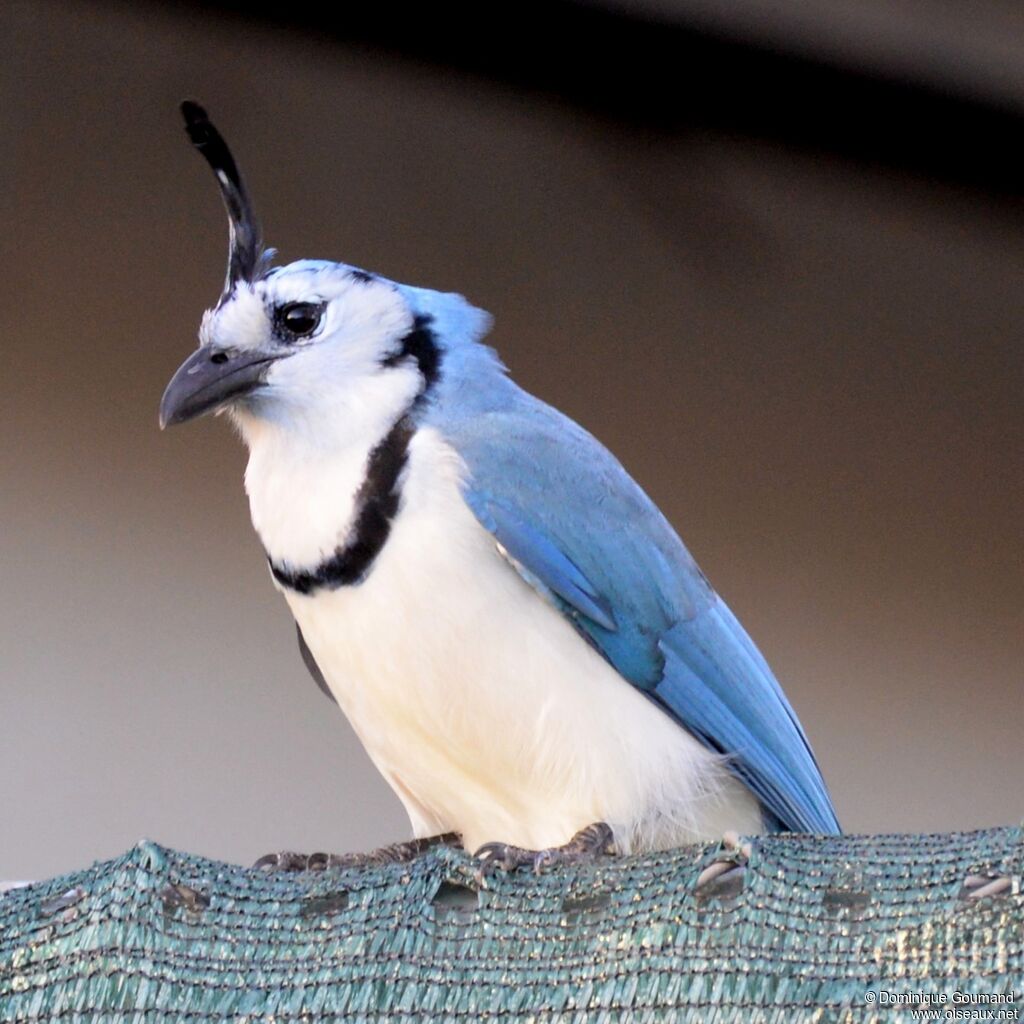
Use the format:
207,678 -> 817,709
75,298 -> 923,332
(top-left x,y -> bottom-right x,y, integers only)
328,281 -> 411,360
270,266 -> 412,367
254,272 -> 422,430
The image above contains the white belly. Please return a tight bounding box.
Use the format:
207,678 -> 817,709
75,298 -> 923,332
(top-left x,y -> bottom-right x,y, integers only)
280,428 -> 762,853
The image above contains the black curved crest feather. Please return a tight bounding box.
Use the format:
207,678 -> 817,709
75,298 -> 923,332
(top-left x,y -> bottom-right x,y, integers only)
181,101 -> 270,295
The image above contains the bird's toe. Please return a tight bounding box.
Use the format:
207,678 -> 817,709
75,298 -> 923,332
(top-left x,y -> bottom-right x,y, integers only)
474,841 -> 535,875
474,822 -> 617,881
530,822 -> 617,874
253,851 -> 322,872
253,833 -> 461,873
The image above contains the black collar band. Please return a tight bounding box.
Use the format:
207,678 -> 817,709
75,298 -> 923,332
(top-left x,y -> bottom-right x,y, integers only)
269,416 -> 415,594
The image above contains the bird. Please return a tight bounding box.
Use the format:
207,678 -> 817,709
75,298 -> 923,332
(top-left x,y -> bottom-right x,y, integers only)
161,102 -> 839,872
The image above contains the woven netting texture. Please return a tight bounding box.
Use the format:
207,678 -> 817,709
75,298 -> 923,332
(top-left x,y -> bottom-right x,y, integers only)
1,828 -> 1021,1023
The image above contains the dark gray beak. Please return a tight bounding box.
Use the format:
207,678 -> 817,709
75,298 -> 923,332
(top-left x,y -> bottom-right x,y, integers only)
159,348 -> 279,429
162,103 -> 279,430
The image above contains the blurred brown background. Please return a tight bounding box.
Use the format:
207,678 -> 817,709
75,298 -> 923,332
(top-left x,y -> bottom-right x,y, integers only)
1,0 -> 1021,880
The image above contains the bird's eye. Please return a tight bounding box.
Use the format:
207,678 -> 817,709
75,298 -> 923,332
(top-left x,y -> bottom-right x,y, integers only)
275,301 -> 324,340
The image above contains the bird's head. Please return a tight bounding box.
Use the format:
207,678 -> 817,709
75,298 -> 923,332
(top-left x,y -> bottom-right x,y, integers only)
160,103 -> 480,444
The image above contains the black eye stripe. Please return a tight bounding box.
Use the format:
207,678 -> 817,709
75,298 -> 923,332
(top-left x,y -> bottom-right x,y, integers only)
274,301 -> 325,340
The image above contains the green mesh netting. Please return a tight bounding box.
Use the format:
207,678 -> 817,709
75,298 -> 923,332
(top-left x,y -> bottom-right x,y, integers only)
1,828 -> 1021,1022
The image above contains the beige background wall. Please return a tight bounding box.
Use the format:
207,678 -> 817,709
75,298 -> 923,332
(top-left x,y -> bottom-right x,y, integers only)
1,1 -> 1021,880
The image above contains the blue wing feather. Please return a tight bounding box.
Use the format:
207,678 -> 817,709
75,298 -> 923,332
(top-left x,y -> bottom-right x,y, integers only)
417,305 -> 840,835
657,606 -> 838,832
462,492 -> 618,632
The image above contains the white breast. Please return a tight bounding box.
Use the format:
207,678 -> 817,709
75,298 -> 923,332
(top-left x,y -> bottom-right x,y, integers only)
269,427 -> 761,854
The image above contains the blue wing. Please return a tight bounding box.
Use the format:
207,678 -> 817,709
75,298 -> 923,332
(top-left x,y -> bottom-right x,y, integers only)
428,348 -> 839,834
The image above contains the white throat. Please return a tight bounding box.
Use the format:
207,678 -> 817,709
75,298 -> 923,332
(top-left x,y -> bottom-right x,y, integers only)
237,364 -> 421,570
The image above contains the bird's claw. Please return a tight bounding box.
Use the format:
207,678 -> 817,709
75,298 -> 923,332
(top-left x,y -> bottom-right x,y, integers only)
474,822 -> 616,884
252,851 -> 317,872
474,842 -> 534,877
254,833 -> 461,872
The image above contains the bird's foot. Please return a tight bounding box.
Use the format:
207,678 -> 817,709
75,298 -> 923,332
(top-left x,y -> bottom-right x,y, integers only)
474,822 -> 617,881
254,832 -> 461,872
694,830 -> 751,896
